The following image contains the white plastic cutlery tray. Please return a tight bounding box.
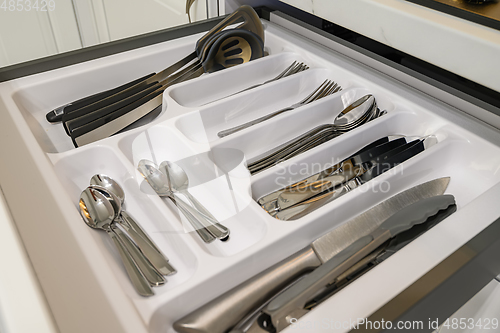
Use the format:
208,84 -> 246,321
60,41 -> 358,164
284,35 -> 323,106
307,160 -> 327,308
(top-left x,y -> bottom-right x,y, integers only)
1,16 -> 500,333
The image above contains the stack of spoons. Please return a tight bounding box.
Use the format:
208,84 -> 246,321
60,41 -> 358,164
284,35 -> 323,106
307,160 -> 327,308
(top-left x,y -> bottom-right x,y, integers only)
79,174 -> 175,297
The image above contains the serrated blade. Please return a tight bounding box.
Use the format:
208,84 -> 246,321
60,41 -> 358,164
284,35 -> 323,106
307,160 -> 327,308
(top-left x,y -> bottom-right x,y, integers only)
312,177 -> 450,263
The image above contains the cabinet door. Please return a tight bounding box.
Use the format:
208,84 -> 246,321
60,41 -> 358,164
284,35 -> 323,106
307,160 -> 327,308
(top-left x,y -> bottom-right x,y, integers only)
0,0 -> 218,67
79,0 -> 209,44
0,1 -> 81,67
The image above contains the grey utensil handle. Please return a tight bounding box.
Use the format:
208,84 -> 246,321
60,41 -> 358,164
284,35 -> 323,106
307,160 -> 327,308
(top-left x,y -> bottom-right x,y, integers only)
218,106 -> 294,138
112,225 -> 165,286
173,247 -> 322,333
119,211 -> 175,276
172,194 -> 217,243
381,194 -> 456,235
264,236 -> 373,331
106,229 -> 154,297
182,190 -> 230,239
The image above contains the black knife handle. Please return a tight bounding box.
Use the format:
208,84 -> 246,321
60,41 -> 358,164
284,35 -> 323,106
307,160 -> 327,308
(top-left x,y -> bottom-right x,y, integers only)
70,89 -> 164,145
65,82 -> 161,135
45,73 -> 155,123
61,77 -> 160,126
351,137 -> 408,166
361,139 -> 425,181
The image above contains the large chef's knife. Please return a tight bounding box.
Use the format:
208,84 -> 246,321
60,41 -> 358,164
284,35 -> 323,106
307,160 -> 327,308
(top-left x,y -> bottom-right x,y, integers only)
264,194 -> 456,331
173,177 -> 450,333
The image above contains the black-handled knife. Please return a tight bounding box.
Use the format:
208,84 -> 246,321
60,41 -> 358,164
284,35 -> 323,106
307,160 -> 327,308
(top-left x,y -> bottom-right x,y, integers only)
64,81 -> 161,135
70,89 -> 164,147
45,73 -> 156,123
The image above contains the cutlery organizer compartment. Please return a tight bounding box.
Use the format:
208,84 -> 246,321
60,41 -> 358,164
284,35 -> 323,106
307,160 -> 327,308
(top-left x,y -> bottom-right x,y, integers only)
2,13 -> 500,333
117,125 -> 267,257
172,68 -> 352,143
48,145 -> 199,295
167,52 -> 307,107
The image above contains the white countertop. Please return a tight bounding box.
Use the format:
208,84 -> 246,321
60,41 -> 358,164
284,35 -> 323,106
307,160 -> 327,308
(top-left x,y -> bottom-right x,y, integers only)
228,0 -> 500,93
0,187 -> 57,333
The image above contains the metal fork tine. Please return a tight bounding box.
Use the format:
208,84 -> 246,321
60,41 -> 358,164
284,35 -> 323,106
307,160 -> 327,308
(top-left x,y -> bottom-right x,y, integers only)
305,80 -> 334,104
316,82 -> 336,100
274,61 -> 298,81
299,80 -> 330,105
322,83 -> 339,98
291,62 -> 306,75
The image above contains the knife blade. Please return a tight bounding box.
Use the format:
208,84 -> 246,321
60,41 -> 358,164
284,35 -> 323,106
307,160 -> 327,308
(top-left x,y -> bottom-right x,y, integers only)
172,177 -> 450,333
264,194 -> 456,331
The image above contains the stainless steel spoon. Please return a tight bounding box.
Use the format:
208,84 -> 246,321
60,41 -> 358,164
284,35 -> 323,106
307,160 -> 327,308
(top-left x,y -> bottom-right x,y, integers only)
159,161 -> 230,241
90,185 -> 166,286
137,160 -> 217,243
79,187 -> 154,296
90,174 -> 176,276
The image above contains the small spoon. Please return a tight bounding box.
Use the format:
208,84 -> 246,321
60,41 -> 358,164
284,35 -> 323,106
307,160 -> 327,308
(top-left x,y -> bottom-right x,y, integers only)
79,187 -> 153,296
137,160 -> 217,243
90,175 -> 176,276
159,161 -> 230,241
89,185 -> 166,287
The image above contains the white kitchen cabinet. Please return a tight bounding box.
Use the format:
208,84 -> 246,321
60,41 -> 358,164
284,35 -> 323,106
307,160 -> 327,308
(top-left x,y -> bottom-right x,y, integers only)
0,0 -> 218,67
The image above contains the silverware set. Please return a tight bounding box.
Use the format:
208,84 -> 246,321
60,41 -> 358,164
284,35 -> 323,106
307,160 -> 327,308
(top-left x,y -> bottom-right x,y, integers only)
137,159 -> 230,243
217,79 -> 342,138
247,94 -> 385,174
79,174 -> 175,297
257,135 -> 438,220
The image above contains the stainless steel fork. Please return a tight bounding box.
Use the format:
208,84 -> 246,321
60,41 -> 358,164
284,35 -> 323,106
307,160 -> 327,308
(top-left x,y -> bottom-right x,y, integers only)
217,79 -> 341,138
203,61 -> 309,106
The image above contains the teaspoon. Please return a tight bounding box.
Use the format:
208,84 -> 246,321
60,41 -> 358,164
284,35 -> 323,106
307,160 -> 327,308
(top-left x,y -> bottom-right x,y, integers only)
137,159 -> 217,243
159,161 -> 230,241
90,174 -> 176,276
79,187 -> 154,296
89,185 -> 166,287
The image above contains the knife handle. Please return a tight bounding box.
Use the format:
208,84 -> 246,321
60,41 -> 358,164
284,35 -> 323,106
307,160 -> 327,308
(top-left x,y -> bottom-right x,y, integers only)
71,89 -> 163,147
264,236 -> 373,331
64,82 -> 161,135
46,73 -> 156,123
173,247 -> 322,333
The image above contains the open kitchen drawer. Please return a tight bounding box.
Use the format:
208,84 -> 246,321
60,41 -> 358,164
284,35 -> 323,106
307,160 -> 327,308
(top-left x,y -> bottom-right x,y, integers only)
1,5 -> 500,333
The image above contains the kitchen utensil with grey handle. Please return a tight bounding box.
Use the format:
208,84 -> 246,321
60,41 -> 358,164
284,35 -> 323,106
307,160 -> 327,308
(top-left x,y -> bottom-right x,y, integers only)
173,177 -> 450,333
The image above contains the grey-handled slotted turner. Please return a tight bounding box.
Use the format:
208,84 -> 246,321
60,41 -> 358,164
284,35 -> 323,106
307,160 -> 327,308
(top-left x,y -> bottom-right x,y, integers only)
263,194 -> 456,332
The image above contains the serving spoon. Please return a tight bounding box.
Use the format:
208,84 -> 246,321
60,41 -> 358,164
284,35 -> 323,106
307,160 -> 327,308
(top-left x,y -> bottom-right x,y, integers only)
90,174 -> 176,276
79,187 -> 154,296
159,161 -> 230,241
